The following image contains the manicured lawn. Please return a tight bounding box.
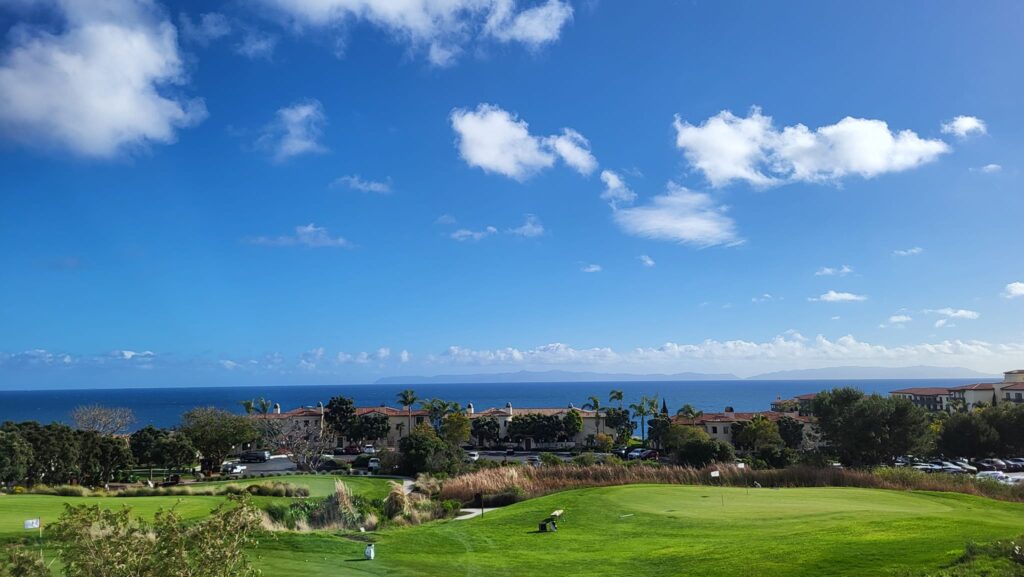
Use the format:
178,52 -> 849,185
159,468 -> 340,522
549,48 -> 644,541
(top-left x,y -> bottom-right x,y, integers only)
191,474 -> 395,499
254,485 -> 1024,577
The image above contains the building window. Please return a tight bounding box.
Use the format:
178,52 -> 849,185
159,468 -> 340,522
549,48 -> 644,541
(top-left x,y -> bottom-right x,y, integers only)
711,426 -> 718,434
723,426 -> 730,434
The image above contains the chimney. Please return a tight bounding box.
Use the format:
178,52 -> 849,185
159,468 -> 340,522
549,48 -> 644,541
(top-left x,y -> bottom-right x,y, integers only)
724,406 -> 734,416
505,401 -> 513,417
467,402 -> 474,415
273,403 -> 281,414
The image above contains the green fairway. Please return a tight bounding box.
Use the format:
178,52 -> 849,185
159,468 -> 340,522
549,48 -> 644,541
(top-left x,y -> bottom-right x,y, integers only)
252,485 -> 1024,577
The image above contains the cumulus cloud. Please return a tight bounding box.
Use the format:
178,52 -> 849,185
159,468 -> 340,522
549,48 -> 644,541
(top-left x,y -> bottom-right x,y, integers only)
815,265 -> 853,277
259,0 -> 572,66
249,223 -> 352,248
893,247 -> 924,257
331,174 -> 392,193
673,107 -> 950,187
927,308 -> 980,320
638,255 -> 656,268
257,100 -> 327,162
612,182 -> 741,248
508,214 -> 544,237
580,263 -> 602,273
974,163 -> 1002,174
451,104 -> 597,180
337,347 -> 391,364
941,115 -> 987,138
0,0 -> 207,157
599,170 -> 636,207
451,226 -> 497,241
1003,282 -> 1024,299
809,290 -> 867,303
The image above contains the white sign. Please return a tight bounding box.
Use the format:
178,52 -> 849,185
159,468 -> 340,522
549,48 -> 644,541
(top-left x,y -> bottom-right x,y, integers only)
24,519 -> 40,530
737,463 -> 746,469
710,470 -> 720,478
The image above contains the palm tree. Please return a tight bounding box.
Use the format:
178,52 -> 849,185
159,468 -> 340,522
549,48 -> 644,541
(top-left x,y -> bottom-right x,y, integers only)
255,397 -> 273,415
583,396 -> 602,435
240,399 -> 255,415
609,389 -> 624,408
397,389 -> 418,436
630,394 -> 657,446
676,404 -> 703,419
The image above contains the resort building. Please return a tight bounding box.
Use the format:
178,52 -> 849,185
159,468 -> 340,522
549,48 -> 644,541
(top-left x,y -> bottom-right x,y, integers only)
948,370 -> 1024,409
466,402 -> 606,449
889,387 -> 952,412
673,408 -> 820,451
769,393 -> 818,415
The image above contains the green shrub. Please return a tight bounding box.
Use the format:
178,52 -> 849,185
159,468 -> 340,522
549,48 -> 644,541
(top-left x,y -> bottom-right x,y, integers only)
571,453 -> 597,467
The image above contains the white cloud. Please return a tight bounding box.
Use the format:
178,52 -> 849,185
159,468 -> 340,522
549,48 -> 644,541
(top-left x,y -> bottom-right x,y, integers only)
434,214 -> 457,225
546,128 -> 597,175
612,182 -> 741,248
249,223 -> 352,248
0,0 -> 207,157
260,0 -> 572,66
893,247 -> 924,257
257,100 -> 327,162
581,263 -> 602,273
600,170 -> 637,207
451,226 -> 497,242
927,307 -> 980,320
450,104 -> 554,180
934,319 -> 953,329
179,12 -> 231,45
399,350 -> 411,363
815,265 -> 853,277
331,174 -> 392,193
337,348 -> 391,365
810,290 -> 867,303
638,255 -> 656,268
751,294 -> 774,303
941,115 -> 987,138
450,104 -> 597,180
976,163 -> 1002,174
236,30 -> 278,59
831,316 -> 841,321
887,315 -> 912,327
428,335 -> 1024,376
1003,282 -> 1024,299
673,107 -> 950,187
508,214 -> 544,238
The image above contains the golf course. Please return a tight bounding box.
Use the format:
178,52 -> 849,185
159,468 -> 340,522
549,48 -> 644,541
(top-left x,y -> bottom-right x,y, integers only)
3,482 -> 1023,576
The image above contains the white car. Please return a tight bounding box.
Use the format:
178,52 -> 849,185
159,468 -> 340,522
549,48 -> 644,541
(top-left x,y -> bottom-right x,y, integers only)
222,463 -> 246,475
367,458 -> 381,472
465,451 -> 480,462
976,471 -> 1015,485
362,445 -> 377,455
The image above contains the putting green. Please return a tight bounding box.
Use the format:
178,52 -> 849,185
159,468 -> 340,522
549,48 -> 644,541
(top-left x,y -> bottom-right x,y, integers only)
253,485 -> 1024,577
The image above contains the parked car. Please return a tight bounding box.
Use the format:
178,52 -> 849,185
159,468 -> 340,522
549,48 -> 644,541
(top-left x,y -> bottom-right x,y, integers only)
911,463 -> 942,473
342,445 -> 362,455
950,459 -> 978,474
638,449 -> 660,461
465,451 -> 480,463
367,458 -> 381,472
612,447 -> 630,459
976,471 -> 1017,485
221,463 -> 246,475
928,460 -> 968,474
505,447 -> 516,456
627,448 -> 646,460
525,455 -> 541,467
974,458 -> 1007,471
362,445 -> 377,455
159,474 -> 181,487
240,450 -> 270,463
1001,458 -> 1024,472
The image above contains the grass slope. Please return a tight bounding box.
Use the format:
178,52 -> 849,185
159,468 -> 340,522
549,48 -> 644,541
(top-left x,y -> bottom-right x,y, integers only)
192,475 -> 394,499
255,485 -> 1024,577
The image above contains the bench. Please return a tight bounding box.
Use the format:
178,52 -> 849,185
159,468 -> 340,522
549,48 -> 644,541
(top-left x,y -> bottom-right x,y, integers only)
538,510 -> 564,532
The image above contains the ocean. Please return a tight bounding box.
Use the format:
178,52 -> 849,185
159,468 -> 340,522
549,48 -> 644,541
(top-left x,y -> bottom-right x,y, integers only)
0,378 -> 986,430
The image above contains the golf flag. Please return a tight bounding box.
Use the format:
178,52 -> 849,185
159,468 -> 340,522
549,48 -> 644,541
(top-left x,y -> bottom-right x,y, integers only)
24,519 -> 40,530
710,470 -> 720,478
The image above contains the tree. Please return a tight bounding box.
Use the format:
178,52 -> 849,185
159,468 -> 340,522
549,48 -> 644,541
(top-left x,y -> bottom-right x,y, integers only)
603,408 -> 635,445
419,398 -> 460,431
733,415 -> 783,453
274,424 -> 332,472
324,396 -> 357,444
70,405 -> 135,436
397,389 -> 419,435
562,409 -> 583,441
178,408 -> 256,474
471,418 -> 500,446
593,432 -> 614,453
353,413 -> 391,445
397,423 -> 460,476
609,389 -> 624,408
629,395 -> 658,446
49,496 -> 262,577
3,422 -> 80,485
156,435 -> 197,471
676,404 -> 703,419
583,396 -> 602,434
129,425 -> 167,467
937,412 -> 999,458
647,414 -> 672,449
777,416 -> 805,450
440,412 -> 471,446
812,389 -> 931,467
0,430 -> 32,485
665,426 -> 733,468
77,431 -> 133,486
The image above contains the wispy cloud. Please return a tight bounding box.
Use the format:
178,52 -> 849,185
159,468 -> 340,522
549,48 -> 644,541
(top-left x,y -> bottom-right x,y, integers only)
809,290 -> 867,303
257,100 -> 327,162
248,224 -> 352,248
612,182 -> 741,248
600,170 -> 636,207
638,255 -> 656,268
815,265 -> 853,277
331,175 -> 392,193
508,214 -> 545,238
451,226 -> 497,242
893,247 -> 924,257
581,263 -> 602,273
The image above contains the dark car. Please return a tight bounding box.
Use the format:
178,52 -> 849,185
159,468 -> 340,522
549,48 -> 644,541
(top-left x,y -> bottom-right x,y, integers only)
505,447 -> 516,456
1002,458 -> 1024,472
343,445 -> 362,455
158,474 -> 181,487
240,450 -> 270,463
611,447 -> 630,459
973,458 -> 1007,471
639,449 -> 660,461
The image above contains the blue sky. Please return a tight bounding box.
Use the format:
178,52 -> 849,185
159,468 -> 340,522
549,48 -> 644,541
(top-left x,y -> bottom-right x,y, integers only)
1,0 -> 1022,388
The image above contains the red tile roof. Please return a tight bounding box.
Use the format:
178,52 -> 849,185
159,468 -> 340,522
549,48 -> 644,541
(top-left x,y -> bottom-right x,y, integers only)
673,411 -> 811,426
471,407 -> 599,418
257,405 -> 428,419
891,387 -> 951,396
1003,382 -> 1024,391
949,383 -> 996,391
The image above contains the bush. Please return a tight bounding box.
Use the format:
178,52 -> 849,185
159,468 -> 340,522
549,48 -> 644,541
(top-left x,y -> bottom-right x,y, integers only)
539,453 -> 562,467
571,453 -> 597,467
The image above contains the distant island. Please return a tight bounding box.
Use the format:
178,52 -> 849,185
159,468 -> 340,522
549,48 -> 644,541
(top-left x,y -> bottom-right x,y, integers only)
375,365 -> 998,385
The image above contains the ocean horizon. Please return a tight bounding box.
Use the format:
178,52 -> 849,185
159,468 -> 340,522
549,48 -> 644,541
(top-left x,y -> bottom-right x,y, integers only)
0,377 -> 994,430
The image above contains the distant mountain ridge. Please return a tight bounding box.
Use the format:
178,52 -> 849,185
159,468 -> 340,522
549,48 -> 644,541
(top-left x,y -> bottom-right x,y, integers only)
746,365 -> 998,380
374,369 -> 739,385
375,365 -> 999,385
